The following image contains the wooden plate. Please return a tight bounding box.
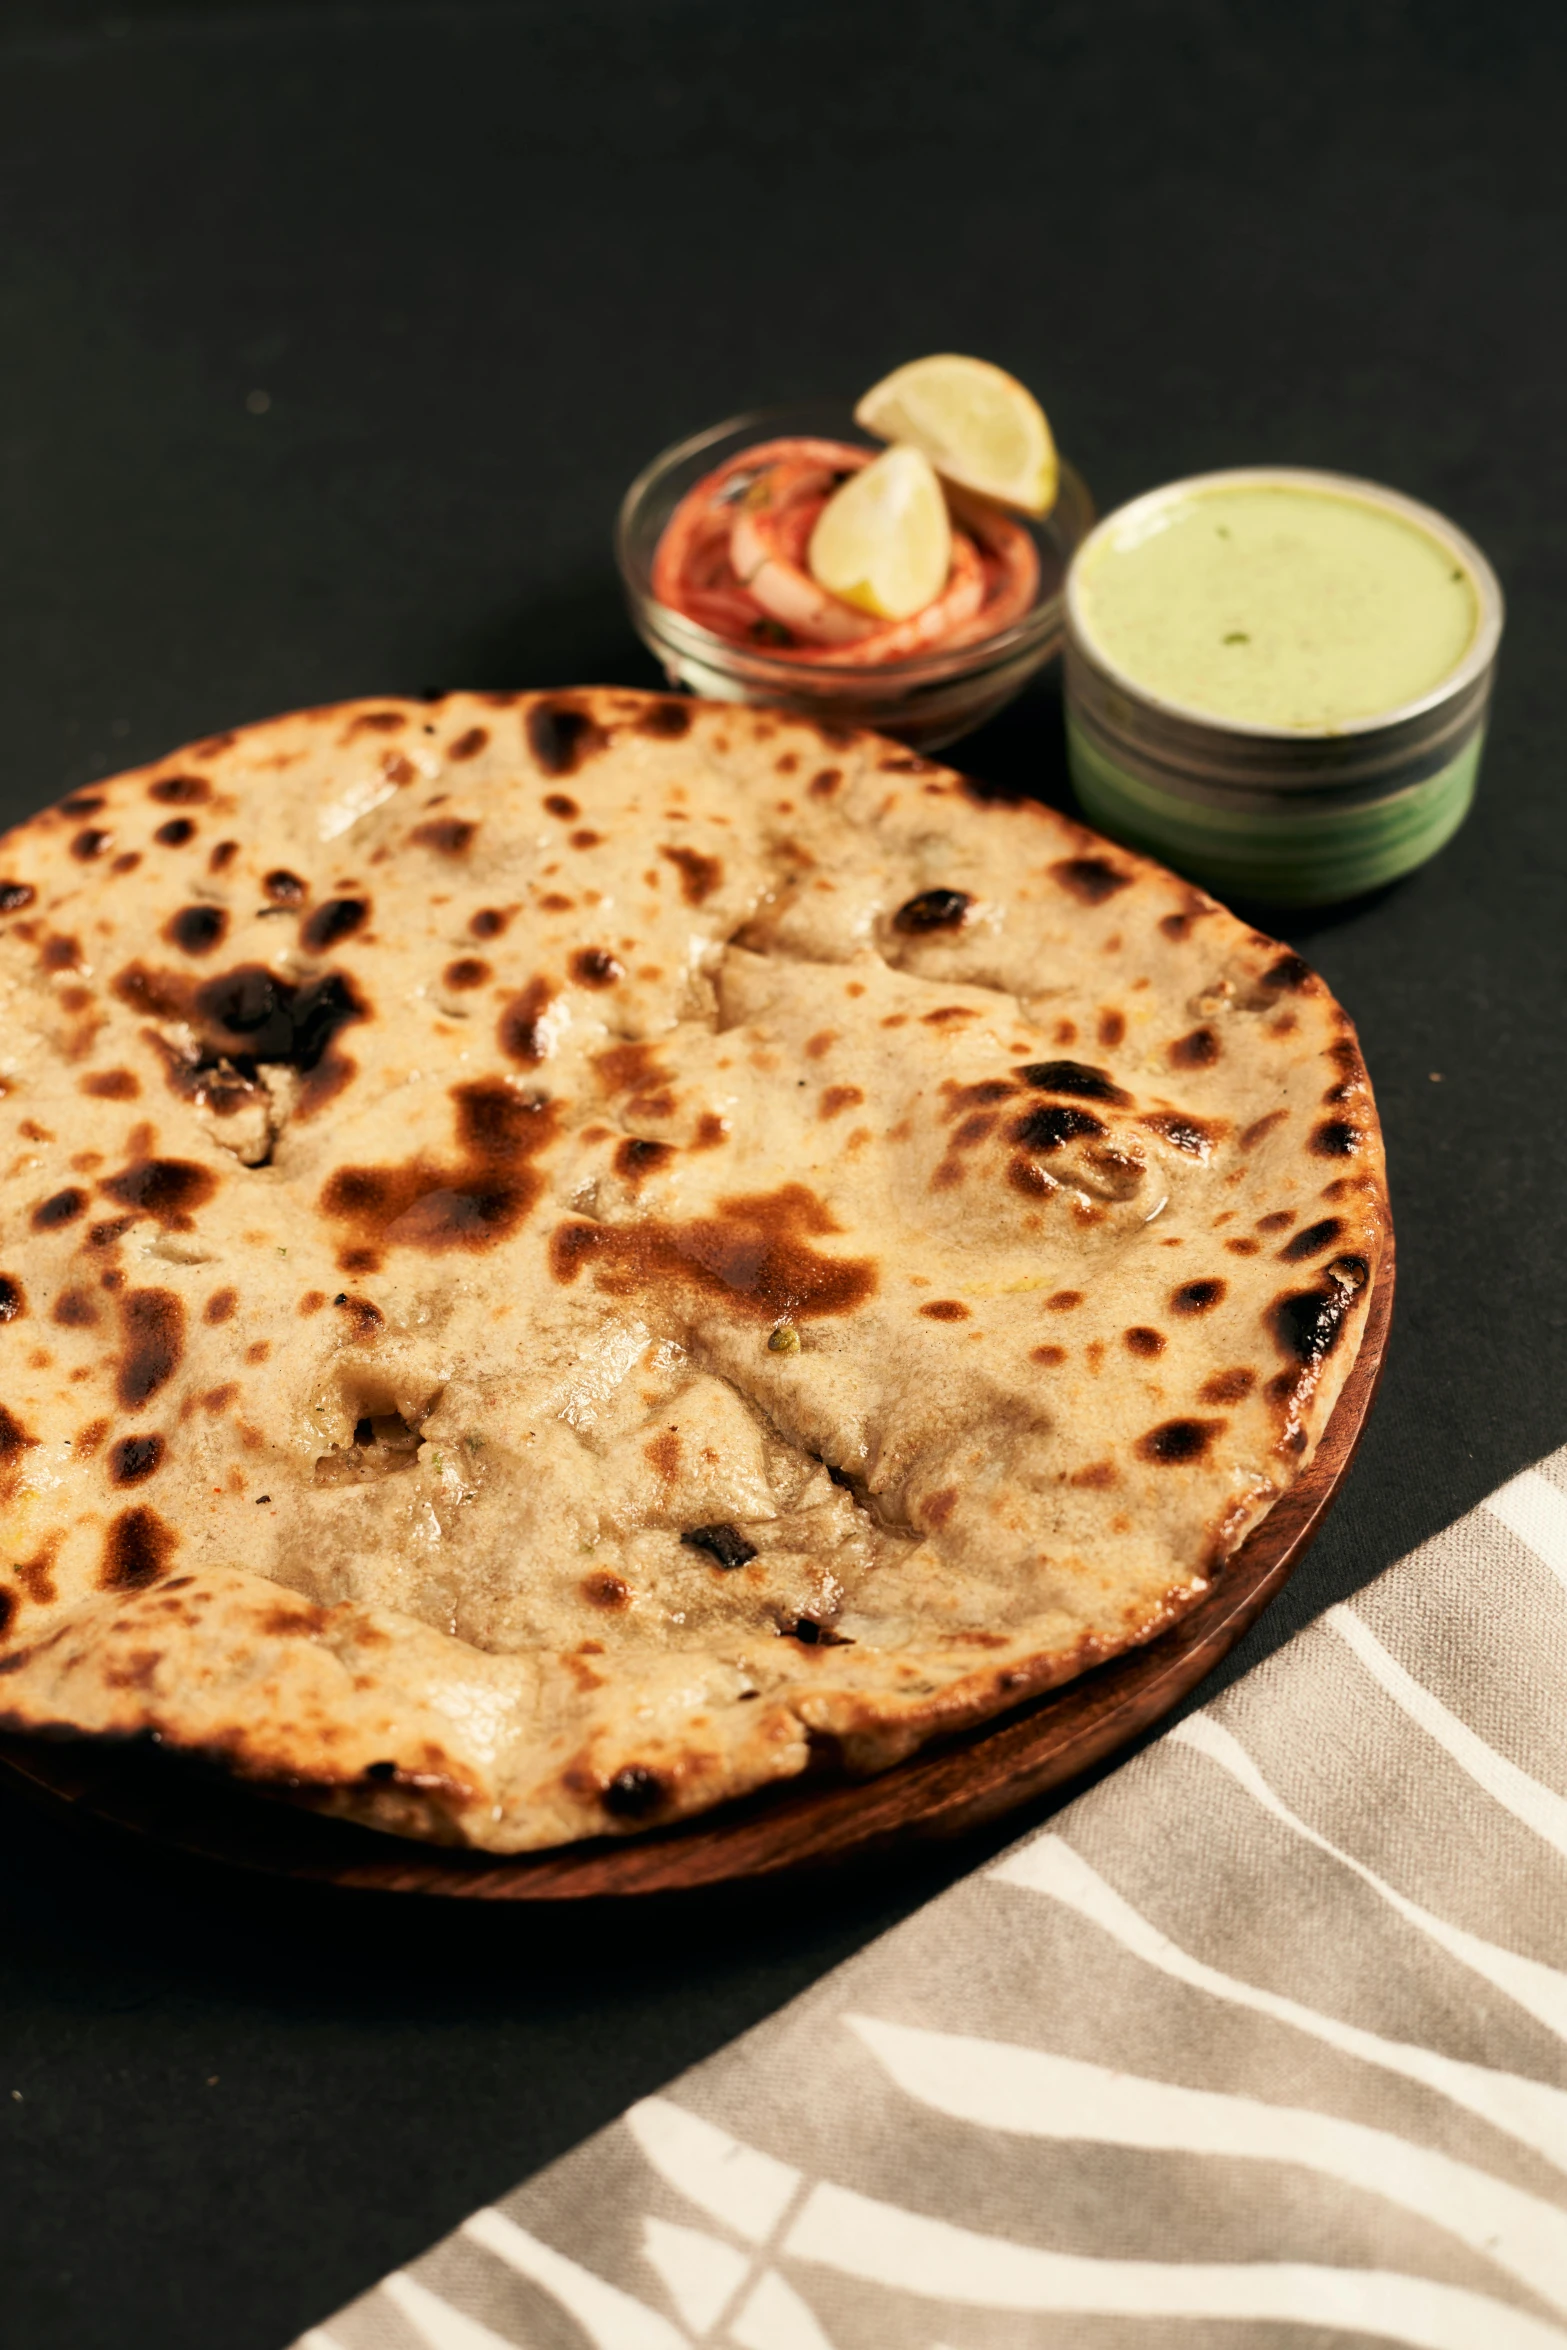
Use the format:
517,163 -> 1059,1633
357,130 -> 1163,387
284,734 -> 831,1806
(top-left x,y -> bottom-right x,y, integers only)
0,1237 -> 1392,1900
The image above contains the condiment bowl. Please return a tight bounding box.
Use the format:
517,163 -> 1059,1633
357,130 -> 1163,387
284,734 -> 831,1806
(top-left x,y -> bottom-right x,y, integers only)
1064,466 -> 1505,905
617,402 -> 1094,752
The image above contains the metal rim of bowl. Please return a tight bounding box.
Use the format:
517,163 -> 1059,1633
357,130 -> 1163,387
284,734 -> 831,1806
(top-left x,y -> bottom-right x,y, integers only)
1064,464 -> 1505,747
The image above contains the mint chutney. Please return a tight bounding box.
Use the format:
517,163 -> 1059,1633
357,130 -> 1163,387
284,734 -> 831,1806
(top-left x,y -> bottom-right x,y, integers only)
1062,467 -> 1504,905
1074,482 -> 1479,730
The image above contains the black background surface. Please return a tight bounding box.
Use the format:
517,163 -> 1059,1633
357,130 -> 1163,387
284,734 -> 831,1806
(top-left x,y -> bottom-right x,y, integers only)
0,4 -> 1563,2344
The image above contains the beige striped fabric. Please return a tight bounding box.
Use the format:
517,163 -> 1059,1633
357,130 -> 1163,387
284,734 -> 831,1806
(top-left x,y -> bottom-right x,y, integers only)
295,1450 -> 1567,2350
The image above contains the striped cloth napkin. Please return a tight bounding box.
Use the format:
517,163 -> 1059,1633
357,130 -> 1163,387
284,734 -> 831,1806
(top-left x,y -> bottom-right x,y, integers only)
296,1448 -> 1567,2350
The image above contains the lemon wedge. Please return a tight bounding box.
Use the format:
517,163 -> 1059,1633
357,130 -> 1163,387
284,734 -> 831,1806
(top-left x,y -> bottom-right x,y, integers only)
807,444 -> 951,621
855,353 -> 1058,517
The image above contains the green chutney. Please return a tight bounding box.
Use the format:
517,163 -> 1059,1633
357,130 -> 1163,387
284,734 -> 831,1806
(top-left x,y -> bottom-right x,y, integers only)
1073,483 -> 1480,731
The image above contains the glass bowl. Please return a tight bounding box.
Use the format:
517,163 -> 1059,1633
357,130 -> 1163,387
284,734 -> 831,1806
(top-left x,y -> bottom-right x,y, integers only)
616,401 -> 1094,752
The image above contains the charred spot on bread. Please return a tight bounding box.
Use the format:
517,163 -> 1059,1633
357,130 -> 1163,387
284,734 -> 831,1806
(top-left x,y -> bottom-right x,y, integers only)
442,957 -> 491,991
681,1523 -> 758,1570
527,699 -> 608,777
636,698 -> 691,738
0,1405 -> 38,1498
614,1137 -> 673,1185
550,1184 -> 876,1320
116,1290 -> 185,1409
411,818 -> 477,856
498,977 -> 555,1064
1261,953 -> 1316,992
1169,1026 -> 1220,1069
660,845 -> 721,905
100,1504 -> 176,1589
570,947 -> 624,988
893,887 -> 973,933
1015,1059 -> 1131,1107
1011,1104 -> 1106,1152
782,1615 -> 853,1645
601,1763 -> 666,1819
1279,1217 -> 1343,1261
1051,856 -> 1131,905
320,1080 -> 559,1267
1136,1418 -> 1225,1464
100,1158 -> 217,1227
32,1189 -> 87,1230
108,1433 -> 165,1485
302,897 -> 369,953
166,905 -> 228,956
1271,1273 -> 1363,1365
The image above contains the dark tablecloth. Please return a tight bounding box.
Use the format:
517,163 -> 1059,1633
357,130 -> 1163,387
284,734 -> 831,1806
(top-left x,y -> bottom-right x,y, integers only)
0,5 -> 1562,2345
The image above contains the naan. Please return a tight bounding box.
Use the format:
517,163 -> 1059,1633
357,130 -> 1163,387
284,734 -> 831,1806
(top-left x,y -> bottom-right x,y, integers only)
0,691 -> 1386,1848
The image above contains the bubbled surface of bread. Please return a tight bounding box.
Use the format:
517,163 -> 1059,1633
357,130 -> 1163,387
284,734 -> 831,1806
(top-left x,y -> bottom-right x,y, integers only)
0,691 -> 1386,1849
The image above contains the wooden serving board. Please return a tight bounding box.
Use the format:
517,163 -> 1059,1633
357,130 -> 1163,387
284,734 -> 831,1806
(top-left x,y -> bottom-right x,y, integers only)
0,1238 -> 1392,1901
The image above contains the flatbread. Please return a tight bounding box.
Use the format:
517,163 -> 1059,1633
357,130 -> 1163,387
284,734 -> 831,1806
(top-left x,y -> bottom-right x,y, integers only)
0,691 -> 1386,1849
